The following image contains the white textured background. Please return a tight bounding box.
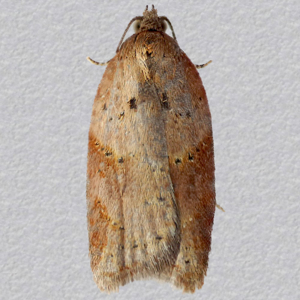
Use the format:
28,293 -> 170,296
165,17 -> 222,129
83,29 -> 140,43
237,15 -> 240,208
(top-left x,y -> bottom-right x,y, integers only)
1,0 -> 299,299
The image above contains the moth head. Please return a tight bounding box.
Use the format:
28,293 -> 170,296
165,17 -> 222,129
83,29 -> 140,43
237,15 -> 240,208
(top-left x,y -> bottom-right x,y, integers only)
133,18 -> 167,33
134,5 -> 168,33
116,5 -> 176,53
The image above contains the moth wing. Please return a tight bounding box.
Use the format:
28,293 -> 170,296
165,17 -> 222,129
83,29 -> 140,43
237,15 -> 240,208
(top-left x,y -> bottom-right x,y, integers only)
87,51 -> 180,292
87,30 -> 215,293
134,29 -> 216,291
163,52 -> 215,292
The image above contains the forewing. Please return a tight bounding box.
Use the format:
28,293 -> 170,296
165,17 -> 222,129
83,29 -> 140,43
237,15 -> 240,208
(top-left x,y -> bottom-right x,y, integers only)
87,41 -> 180,292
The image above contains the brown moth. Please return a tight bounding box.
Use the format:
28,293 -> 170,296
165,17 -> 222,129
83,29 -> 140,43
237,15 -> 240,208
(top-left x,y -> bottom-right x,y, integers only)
87,5 -> 216,293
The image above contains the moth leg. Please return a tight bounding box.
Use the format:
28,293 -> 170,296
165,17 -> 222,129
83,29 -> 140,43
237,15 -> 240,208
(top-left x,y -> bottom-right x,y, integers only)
87,56 -> 110,66
216,203 -> 225,212
194,60 -> 212,69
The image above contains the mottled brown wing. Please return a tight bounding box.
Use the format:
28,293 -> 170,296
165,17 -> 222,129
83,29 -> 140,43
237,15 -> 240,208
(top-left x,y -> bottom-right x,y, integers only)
87,30 -> 215,293
164,51 -> 215,293
87,34 -> 181,293
132,31 -> 216,292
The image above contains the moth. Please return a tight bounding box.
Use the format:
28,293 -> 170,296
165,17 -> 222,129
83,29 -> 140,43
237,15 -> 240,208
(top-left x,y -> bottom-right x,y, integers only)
87,5 -> 216,293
